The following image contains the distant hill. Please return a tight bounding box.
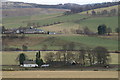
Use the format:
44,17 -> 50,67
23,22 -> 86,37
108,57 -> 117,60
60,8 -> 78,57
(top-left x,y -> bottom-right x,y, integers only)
2,1 -> 33,9
2,1 -> 80,9
2,8 -> 68,17
2,1 -> 118,10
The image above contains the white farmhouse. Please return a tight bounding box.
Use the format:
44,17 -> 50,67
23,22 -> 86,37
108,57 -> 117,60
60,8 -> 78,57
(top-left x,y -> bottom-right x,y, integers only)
21,60 -> 38,67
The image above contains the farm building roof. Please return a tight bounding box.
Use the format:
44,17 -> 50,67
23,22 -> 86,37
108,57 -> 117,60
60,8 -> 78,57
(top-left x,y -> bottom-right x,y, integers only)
23,60 -> 36,64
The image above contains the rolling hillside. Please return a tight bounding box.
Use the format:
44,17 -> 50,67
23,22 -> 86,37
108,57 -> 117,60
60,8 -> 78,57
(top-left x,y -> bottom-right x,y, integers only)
2,5 -> 118,51
3,4 -> 118,33
2,8 -> 68,17
80,5 -> 118,15
2,13 -> 87,28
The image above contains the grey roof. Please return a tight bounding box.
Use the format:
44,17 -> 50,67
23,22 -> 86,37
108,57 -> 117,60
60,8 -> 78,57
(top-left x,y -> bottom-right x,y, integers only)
26,28 -> 43,31
23,60 -> 36,64
24,28 -> 44,33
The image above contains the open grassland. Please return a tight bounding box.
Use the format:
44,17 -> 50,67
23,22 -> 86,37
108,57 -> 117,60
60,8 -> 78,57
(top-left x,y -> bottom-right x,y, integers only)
3,12 -> 87,29
2,51 -> 119,65
3,34 -> 118,51
76,16 -> 118,32
57,35 -> 118,51
2,13 -> 62,28
2,71 -> 118,78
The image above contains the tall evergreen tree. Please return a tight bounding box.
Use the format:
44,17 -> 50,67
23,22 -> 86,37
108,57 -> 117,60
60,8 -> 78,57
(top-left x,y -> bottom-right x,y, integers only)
16,53 -> 27,65
36,51 -> 43,66
98,24 -> 107,35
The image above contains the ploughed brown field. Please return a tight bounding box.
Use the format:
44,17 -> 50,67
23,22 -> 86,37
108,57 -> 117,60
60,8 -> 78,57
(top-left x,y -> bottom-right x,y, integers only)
2,71 -> 118,78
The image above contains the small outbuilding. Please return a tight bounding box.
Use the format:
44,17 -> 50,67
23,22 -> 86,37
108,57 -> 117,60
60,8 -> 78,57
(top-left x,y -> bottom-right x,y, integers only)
41,64 -> 50,68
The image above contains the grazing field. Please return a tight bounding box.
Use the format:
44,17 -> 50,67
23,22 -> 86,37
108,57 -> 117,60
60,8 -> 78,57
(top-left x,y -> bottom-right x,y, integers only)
2,71 -> 118,78
57,35 -> 118,51
76,16 -> 118,32
2,13 -> 62,28
3,34 -> 118,51
2,51 -> 119,65
3,12 -> 88,29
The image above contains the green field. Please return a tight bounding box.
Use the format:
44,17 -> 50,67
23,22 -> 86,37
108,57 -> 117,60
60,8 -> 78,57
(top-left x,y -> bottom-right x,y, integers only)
3,34 -> 118,51
57,35 -> 118,51
2,51 -> 119,65
2,13 -> 62,28
30,35 -> 118,51
3,13 -> 88,29
77,16 -> 118,32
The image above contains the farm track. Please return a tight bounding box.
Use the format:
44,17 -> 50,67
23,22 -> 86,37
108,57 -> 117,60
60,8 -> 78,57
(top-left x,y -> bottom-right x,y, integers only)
2,71 -> 118,78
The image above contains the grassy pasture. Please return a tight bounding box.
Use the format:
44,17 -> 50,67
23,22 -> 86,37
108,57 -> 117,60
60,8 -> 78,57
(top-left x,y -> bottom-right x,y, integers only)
3,13 -> 88,28
3,34 -> 118,51
2,51 -> 119,65
2,13 -> 62,28
75,16 -> 118,32
57,35 -> 118,51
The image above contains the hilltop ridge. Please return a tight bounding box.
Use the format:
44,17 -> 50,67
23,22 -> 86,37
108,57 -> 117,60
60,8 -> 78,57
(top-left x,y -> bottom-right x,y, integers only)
2,1 -> 118,10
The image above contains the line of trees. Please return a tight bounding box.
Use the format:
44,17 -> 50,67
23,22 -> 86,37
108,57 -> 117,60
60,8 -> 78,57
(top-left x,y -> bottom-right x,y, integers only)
91,9 -> 117,16
16,46 -> 110,67
27,21 -> 63,28
44,46 -> 111,67
75,26 -> 94,35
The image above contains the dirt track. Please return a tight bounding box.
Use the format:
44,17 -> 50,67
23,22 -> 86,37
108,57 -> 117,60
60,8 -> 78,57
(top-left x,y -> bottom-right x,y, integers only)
2,71 -> 118,78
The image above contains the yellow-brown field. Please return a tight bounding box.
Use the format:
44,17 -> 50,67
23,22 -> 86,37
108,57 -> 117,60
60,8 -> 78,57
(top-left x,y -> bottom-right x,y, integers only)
80,5 -> 118,15
2,71 -> 118,78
